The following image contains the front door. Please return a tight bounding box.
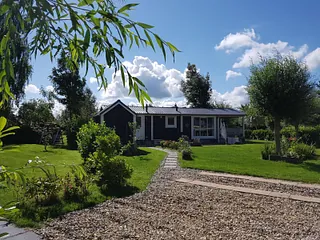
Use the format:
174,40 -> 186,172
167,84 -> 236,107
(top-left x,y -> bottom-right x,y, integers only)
136,116 -> 145,140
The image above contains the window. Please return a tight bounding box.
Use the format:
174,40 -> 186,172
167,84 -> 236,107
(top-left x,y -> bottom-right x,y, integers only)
136,116 -> 141,128
165,116 -> 177,128
193,117 -> 215,137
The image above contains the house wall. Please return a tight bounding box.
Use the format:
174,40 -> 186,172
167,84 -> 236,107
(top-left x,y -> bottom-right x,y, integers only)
182,116 -> 192,139
153,115 -> 181,140
103,104 -> 133,144
145,116 -> 151,140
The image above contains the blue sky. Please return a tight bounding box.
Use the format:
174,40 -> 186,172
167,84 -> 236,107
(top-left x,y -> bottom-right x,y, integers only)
26,0 -> 320,114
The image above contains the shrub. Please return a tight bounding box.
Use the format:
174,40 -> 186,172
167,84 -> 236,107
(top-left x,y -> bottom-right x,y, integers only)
77,120 -> 117,159
160,140 -> 166,148
251,129 -> 274,140
88,151 -> 132,191
245,129 -> 252,139
2,126 -> 41,145
168,141 -> 179,150
62,167 -> 91,202
289,143 -> 316,160
121,141 -> 138,156
182,149 -> 192,160
281,125 -> 320,147
261,143 -> 275,160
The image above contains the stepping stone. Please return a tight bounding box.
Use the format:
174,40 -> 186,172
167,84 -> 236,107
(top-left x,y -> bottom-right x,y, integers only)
164,165 -> 176,168
175,178 -> 320,204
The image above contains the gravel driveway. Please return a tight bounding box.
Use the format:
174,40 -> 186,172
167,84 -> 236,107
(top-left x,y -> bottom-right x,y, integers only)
37,157 -> 320,240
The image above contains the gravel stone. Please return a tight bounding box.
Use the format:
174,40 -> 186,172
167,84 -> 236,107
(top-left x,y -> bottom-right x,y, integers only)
36,152 -> 320,240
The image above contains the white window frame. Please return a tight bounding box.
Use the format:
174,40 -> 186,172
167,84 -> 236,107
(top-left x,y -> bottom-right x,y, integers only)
191,116 -> 216,139
165,116 -> 177,128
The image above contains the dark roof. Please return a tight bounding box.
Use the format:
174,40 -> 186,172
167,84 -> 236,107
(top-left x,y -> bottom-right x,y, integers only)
96,100 -> 245,117
128,106 -> 245,116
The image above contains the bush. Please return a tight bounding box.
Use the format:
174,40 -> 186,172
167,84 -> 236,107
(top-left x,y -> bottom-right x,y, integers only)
261,143 -> 275,160
251,129 -> 274,140
281,125 -> 320,147
121,141 -> 138,156
77,120 -> 118,159
245,129 -> 252,139
88,151 -> 132,191
182,149 -> 192,160
289,143 -> 316,160
62,168 -> 91,202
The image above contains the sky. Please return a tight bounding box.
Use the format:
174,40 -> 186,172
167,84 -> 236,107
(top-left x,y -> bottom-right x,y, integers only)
25,0 -> 320,115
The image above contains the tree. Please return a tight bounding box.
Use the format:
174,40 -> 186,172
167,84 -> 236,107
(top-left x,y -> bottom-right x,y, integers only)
0,1 -> 179,107
18,99 -> 55,127
48,53 -> 86,118
248,55 -> 315,154
181,63 -> 212,108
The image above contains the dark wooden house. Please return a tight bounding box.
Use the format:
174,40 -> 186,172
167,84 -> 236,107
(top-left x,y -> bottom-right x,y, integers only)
94,100 -> 246,145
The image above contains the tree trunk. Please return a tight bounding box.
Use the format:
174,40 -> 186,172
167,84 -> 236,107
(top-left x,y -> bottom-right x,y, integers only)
274,116 -> 281,154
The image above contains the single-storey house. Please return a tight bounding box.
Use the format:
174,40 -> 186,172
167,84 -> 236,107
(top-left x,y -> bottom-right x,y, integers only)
94,100 -> 245,145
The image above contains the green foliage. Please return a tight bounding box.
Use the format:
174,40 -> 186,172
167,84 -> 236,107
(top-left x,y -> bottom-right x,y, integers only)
62,168 -> 91,202
248,54 -> 315,153
251,129 -> 274,141
261,143 -> 275,160
178,137 -> 192,160
0,5 -> 32,105
160,140 -> 179,149
17,99 -> 55,127
88,151 -> 132,191
281,125 -> 320,147
0,1 -> 179,106
289,143 -> 316,160
121,141 -> 138,156
181,63 -> 212,108
77,120 -> 118,159
95,134 -> 121,158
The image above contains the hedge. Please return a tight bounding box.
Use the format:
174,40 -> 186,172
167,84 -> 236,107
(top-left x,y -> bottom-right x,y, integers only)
247,125 -> 320,147
2,126 -> 41,145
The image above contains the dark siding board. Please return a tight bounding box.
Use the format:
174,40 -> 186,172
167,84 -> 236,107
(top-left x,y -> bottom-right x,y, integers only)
153,116 -> 180,140
103,104 -> 133,144
145,116 -> 151,140
182,116 -> 192,139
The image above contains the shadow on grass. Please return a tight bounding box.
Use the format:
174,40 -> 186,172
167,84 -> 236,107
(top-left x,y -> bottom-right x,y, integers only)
2,145 -> 20,151
303,162 -> 320,173
51,144 -> 69,150
135,149 -> 150,156
102,185 -> 140,198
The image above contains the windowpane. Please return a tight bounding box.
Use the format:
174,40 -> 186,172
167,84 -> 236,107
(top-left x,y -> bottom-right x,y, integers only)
208,118 -> 213,128
200,118 -> 207,128
167,117 -> 175,125
194,129 -> 201,136
194,117 -> 200,127
208,129 -> 214,136
201,130 -> 207,136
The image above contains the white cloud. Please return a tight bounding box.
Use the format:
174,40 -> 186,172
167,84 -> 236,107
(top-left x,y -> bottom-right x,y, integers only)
52,100 -> 65,117
25,84 -> 40,94
101,56 -> 184,100
89,77 -> 98,84
46,85 -> 54,92
233,41 -> 308,68
212,85 -> 248,108
215,29 -> 257,53
216,29 -> 310,69
304,48 -> 320,70
226,70 -> 242,81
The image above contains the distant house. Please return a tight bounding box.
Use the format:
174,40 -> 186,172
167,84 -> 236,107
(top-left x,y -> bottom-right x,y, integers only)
94,99 -> 245,144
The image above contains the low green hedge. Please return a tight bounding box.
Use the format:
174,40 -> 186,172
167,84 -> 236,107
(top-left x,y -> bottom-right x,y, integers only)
247,125 -> 320,147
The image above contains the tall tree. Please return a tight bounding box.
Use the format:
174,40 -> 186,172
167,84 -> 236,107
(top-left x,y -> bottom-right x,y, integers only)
18,99 -> 55,127
248,55 -> 315,153
181,63 -> 212,108
49,53 -> 86,118
0,3 -> 32,108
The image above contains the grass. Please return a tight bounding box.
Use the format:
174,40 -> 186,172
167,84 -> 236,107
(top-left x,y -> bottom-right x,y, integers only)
0,145 -> 166,227
180,141 -> 320,183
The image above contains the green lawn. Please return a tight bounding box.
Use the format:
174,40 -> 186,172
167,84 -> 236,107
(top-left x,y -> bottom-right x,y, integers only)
0,144 -> 166,226
180,142 -> 320,183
